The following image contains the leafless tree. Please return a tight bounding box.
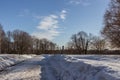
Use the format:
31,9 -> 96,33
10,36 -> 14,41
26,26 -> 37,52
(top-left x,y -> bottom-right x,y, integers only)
0,25 -> 6,53
71,31 -> 92,54
40,39 -> 56,53
32,37 -> 57,54
102,0 -> 120,48
91,36 -> 106,51
12,30 -> 32,54
5,31 -> 12,53
48,41 -> 56,50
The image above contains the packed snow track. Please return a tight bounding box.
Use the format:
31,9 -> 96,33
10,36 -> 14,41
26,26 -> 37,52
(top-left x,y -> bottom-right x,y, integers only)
0,54 -> 120,80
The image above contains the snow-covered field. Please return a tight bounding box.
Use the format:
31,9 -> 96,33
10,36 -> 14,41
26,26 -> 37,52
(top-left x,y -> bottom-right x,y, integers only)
0,54 -> 120,80
0,54 -> 34,71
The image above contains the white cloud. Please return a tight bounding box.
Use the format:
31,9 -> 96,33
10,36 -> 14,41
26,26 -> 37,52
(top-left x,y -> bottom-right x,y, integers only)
32,14 -> 60,40
32,10 -> 67,40
60,10 -> 67,20
37,15 -> 58,30
69,0 -> 90,6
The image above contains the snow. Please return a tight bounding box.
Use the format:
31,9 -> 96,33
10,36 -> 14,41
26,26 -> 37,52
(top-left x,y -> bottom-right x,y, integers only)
66,55 -> 120,80
0,54 -> 34,71
0,56 -> 42,80
40,55 -> 120,80
0,54 -> 120,80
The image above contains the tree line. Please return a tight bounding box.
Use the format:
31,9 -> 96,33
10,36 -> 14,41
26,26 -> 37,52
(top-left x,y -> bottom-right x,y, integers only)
0,25 -> 57,54
0,25 -> 107,54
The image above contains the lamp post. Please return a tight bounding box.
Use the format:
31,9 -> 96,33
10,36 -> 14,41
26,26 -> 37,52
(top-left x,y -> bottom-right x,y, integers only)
61,46 -> 64,54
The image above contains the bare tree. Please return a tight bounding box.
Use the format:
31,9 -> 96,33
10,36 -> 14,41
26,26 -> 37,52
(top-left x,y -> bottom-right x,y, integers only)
5,31 -> 12,53
12,30 -> 32,54
91,36 -> 106,51
71,31 -> 92,54
102,0 -> 120,48
48,41 -> 56,50
32,37 -> 57,54
0,25 -> 58,54
32,37 -> 40,54
40,39 -> 56,53
0,25 -> 3,54
0,25 -> 6,53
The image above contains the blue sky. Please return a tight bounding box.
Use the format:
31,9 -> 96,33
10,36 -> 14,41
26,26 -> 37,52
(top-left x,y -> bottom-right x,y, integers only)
0,0 -> 109,46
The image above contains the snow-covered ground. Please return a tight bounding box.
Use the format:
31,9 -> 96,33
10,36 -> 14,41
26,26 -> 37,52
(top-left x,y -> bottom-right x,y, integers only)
41,55 -> 120,80
0,54 -> 35,71
0,56 -> 43,80
0,54 -> 120,80
65,55 -> 120,80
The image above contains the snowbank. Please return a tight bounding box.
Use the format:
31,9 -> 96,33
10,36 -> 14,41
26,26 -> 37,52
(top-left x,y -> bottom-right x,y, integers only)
0,54 -> 34,71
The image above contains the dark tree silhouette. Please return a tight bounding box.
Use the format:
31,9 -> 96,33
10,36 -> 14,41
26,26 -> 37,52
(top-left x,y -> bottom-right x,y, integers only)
102,0 -> 120,48
5,31 -> 12,53
0,24 -> 6,53
0,24 -> 57,54
12,30 -> 32,54
70,31 -> 92,54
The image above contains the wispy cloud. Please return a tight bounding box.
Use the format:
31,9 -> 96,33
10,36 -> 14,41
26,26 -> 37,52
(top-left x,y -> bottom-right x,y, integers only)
37,15 -> 58,30
32,10 -> 67,40
60,10 -> 67,21
69,0 -> 90,6
18,9 -> 67,40
32,15 -> 59,40
32,30 -> 59,40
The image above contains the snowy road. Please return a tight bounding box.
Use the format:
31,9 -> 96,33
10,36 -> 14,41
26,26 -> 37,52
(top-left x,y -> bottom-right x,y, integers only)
0,55 -> 120,80
0,56 -> 43,80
